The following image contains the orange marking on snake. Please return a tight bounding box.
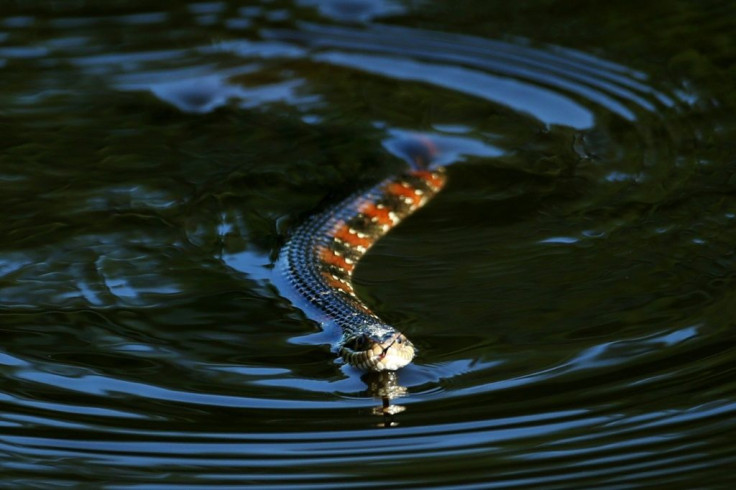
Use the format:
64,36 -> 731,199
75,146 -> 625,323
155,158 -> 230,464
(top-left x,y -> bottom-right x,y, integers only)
386,182 -> 423,206
321,272 -> 354,293
359,202 -> 394,227
412,170 -> 447,191
332,223 -> 372,248
319,247 -> 355,273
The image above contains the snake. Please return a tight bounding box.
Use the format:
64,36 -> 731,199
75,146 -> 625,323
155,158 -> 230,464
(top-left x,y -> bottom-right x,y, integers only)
279,136 -> 446,372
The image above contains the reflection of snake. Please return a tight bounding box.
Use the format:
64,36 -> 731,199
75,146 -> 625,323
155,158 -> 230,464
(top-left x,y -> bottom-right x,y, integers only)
281,137 -> 445,371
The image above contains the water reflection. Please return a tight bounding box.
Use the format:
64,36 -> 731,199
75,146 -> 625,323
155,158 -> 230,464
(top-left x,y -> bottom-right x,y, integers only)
362,371 -> 408,427
263,22 -> 676,122
297,0 -> 406,23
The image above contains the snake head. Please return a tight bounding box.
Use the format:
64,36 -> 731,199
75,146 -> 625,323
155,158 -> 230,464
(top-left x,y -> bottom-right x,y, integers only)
339,331 -> 415,372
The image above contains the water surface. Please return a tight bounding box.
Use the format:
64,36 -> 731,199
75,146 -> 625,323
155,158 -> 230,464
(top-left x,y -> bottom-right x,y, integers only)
2,1 -> 736,487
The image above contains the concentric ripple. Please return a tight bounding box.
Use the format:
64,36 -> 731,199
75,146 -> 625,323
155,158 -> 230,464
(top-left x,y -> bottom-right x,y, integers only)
2,1 -> 736,487
263,22 -> 677,126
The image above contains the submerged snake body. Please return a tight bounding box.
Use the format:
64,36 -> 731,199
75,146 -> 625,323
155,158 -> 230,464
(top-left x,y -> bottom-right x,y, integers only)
281,165 -> 446,371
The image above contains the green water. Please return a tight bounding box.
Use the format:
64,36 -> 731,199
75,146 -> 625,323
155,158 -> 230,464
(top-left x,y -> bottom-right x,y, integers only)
2,1 -> 736,487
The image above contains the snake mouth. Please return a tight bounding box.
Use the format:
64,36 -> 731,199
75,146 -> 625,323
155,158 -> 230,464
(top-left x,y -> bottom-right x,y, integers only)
377,335 -> 398,359
340,332 -> 415,372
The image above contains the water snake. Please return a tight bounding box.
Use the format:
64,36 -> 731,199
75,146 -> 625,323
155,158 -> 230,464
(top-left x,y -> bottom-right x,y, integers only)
279,136 -> 445,371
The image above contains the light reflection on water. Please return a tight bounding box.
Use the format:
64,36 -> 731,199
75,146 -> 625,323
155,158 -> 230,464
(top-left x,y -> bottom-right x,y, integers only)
2,0 -> 736,487
316,50 -> 596,127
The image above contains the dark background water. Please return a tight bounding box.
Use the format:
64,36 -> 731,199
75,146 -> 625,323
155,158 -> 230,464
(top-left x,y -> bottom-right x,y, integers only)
2,1 -> 736,487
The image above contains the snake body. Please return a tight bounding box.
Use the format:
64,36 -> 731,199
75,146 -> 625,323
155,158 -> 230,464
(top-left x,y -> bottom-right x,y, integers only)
280,141 -> 446,371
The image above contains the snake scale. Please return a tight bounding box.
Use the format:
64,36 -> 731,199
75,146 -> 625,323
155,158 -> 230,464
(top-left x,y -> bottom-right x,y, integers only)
279,137 -> 445,371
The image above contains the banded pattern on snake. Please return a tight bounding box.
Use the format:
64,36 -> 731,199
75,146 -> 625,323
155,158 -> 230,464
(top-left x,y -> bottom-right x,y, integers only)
280,138 -> 446,371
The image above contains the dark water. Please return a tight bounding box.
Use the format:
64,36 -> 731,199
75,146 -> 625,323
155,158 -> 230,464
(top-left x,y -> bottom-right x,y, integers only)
3,1 -> 736,487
